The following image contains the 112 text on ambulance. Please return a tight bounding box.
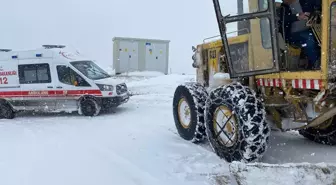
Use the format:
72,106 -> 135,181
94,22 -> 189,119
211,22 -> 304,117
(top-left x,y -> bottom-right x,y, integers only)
0,71 -> 17,84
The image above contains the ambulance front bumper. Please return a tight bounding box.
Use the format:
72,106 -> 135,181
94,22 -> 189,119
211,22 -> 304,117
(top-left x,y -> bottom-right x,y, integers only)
100,93 -> 130,109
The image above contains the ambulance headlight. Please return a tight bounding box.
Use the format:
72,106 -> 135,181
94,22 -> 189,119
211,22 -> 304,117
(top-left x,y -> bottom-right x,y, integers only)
96,84 -> 114,91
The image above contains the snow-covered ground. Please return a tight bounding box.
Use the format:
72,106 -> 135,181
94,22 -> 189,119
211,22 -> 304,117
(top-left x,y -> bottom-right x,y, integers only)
230,162 -> 336,185
1,72 -> 336,185
0,73 -> 231,185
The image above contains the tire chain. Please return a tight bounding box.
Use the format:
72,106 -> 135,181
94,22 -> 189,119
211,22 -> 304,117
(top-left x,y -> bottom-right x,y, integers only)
205,82 -> 270,162
183,82 -> 209,142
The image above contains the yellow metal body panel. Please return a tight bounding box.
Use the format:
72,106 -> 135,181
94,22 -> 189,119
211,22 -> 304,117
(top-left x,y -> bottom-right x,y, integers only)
202,35 -> 249,83
202,35 -> 248,50
208,49 -> 219,76
320,0 -> 330,80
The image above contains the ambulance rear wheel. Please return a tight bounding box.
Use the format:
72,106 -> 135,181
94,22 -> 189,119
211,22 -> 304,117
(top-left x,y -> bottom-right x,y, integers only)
80,98 -> 101,117
0,102 -> 15,119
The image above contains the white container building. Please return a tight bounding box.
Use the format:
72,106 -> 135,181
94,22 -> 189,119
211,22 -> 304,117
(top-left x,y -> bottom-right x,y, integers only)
112,37 -> 170,75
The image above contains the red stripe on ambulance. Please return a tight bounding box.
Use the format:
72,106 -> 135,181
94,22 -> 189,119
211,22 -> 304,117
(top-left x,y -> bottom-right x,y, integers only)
0,90 -> 102,98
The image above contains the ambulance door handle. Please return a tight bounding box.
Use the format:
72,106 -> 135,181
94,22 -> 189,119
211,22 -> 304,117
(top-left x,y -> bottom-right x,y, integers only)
56,86 -> 63,89
47,86 -> 53,88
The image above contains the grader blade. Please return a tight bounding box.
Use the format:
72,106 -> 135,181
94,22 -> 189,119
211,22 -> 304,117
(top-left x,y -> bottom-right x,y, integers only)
306,106 -> 336,128
229,162 -> 336,185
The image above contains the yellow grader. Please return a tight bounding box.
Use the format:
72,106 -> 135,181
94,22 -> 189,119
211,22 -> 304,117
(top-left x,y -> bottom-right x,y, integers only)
173,0 -> 336,163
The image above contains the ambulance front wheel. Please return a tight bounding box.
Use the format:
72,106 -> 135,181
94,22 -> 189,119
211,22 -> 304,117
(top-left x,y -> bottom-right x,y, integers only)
79,97 -> 101,117
0,101 -> 15,119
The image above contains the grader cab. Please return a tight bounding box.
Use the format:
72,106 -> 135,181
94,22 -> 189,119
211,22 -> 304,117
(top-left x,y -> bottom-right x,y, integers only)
173,0 -> 336,163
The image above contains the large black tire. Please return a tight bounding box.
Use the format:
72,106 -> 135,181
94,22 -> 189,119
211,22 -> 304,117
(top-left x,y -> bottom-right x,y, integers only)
205,82 -> 270,163
80,98 -> 101,117
0,101 -> 15,119
299,118 -> 336,145
173,82 -> 208,143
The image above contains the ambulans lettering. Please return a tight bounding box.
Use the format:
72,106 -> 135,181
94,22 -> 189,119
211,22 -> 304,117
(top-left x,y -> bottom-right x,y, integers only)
0,71 -> 17,76
28,91 -> 48,95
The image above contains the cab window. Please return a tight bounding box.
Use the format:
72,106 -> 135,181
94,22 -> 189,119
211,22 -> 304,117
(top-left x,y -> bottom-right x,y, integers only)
219,0 -> 268,16
18,63 -> 51,84
259,0 -> 272,49
56,65 -> 91,87
57,66 -> 72,85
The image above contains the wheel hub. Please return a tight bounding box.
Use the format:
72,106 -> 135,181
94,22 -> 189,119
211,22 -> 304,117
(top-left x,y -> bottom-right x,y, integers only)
178,98 -> 191,128
86,105 -> 92,112
213,106 -> 238,147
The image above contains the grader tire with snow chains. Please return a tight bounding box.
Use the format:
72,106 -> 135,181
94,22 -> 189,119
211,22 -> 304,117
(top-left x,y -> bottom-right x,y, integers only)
299,117 -> 336,145
173,82 -> 208,143
80,98 -> 101,117
205,82 -> 270,163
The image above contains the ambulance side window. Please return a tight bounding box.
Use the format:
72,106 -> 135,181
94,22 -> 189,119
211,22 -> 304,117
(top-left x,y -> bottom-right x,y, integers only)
57,65 -> 90,87
57,66 -> 72,85
18,63 -> 51,84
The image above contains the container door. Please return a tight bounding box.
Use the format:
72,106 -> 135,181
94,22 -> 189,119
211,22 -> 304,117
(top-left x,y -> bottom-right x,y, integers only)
153,43 -> 167,73
119,40 -> 138,73
145,42 -> 166,73
213,0 -> 280,78
129,42 -> 139,71
145,42 -> 155,72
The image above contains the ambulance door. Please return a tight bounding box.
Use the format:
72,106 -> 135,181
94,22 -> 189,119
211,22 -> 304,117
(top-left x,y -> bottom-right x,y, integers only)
53,63 -> 93,111
18,61 -> 57,111
53,64 -> 77,111
0,60 -> 21,109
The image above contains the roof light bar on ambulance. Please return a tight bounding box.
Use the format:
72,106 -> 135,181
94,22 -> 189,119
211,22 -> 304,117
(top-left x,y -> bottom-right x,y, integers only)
0,49 -> 12,52
42,45 -> 66,49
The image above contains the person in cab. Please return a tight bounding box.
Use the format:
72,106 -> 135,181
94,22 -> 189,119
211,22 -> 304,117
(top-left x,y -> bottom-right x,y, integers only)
278,0 -> 321,70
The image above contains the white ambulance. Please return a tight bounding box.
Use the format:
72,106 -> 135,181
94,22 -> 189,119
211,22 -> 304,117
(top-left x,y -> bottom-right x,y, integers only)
0,45 -> 130,119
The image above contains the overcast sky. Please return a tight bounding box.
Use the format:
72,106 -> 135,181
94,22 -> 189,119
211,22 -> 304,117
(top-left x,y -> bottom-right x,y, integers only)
1,0 -> 237,74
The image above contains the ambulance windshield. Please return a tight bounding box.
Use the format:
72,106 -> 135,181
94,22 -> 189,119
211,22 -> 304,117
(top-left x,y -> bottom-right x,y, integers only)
71,61 -> 110,80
